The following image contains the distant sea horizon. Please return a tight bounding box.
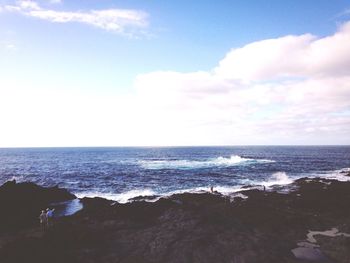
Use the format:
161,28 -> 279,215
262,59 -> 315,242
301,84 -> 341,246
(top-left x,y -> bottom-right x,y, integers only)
1,144 -> 350,149
1,146 -> 349,203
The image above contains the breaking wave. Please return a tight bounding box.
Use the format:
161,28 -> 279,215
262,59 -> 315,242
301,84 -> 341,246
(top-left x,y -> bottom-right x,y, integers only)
262,172 -> 294,188
323,167 -> 350,182
76,188 -> 157,204
76,172 -> 295,203
139,155 -> 275,170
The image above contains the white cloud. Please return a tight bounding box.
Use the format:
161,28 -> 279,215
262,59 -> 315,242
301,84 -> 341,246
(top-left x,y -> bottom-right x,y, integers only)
215,34 -> 315,81
215,21 -> 350,81
3,0 -> 148,35
1,20 -> 350,146
130,21 -> 350,145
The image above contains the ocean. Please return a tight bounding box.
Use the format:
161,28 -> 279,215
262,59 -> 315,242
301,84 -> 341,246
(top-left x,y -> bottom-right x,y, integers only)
0,146 -> 349,203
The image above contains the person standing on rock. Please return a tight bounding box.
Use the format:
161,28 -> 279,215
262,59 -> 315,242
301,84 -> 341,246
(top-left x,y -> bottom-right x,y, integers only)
46,208 -> 55,227
39,210 -> 47,230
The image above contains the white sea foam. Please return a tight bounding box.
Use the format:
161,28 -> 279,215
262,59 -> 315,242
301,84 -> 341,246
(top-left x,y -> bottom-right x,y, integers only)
75,172 -> 294,203
75,185 -> 254,203
75,168 -> 350,204
322,167 -> 350,182
139,155 -> 275,170
230,193 -> 249,200
214,185 -> 250,194
262,172 -> 294,188
9,175 -> 25,182
76,188 -> 157,204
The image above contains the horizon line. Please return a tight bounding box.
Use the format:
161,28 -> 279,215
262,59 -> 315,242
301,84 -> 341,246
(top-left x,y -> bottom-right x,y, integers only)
1,144 -> 350,149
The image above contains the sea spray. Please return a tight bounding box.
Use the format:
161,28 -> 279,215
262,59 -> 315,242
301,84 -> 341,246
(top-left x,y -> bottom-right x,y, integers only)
262,172 -> 293,188
76,189 -> 157,204
324,167 -> 350,182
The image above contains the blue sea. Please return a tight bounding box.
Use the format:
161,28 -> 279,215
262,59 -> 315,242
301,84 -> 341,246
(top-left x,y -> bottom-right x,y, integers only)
0,146 -> 349,202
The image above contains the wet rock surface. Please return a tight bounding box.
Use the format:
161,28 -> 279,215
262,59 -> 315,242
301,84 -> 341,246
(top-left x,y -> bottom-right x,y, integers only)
0,178 -> 350,263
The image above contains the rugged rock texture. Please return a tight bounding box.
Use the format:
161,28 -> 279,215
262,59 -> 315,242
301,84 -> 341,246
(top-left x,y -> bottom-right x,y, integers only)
0,178 -> 349,263
0,180 -> 76,232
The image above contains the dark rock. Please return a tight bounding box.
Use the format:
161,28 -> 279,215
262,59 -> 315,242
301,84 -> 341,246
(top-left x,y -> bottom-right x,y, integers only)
1,178 -> 350,263
0,180 -> 76,232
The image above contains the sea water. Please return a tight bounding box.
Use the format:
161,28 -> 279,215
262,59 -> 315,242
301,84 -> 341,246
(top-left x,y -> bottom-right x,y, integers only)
0,146 -> 349,202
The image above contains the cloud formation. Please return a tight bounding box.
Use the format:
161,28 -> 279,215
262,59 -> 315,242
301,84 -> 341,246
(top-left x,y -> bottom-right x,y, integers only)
3,0 -> 148,35
132,21 -> 350,145
1,18 -> 350,146
215,22 -> 350,81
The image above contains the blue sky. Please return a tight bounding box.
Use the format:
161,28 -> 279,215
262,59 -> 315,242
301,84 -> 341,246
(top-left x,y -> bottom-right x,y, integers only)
0,0 -> 350,146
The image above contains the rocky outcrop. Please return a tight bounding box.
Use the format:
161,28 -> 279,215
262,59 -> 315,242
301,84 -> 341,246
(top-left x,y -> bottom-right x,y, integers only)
0,180 -> 76,232
0,178 -> 350,263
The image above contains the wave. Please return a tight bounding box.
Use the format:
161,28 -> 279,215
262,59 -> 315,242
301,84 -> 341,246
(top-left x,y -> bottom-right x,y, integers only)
323,167 -> 350,182
76,188 -> 157,204
9,175 -> 25,182
74,168 -> 350,203
259,168 -> 350,189
261,172 -> 294,188
75,172 -> 292,203
76,186 -> 252,203
138,155 -> 275,170
164,185 -> 246,196
142,172 -> 293,198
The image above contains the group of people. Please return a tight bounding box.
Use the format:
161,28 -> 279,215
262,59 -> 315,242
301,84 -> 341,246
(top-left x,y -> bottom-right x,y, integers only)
39,208 -> 55,229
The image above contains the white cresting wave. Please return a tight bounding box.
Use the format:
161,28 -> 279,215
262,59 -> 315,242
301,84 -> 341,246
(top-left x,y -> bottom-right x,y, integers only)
323,167 -> 350,182
75,172 -> 294,203
75,168 -> 350,203
76,188 -> 157,204
261,172 -> 294,187
138,155 -> 275,170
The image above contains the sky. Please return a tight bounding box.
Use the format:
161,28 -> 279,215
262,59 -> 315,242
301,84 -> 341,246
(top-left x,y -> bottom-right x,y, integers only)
0,0 -> 350,147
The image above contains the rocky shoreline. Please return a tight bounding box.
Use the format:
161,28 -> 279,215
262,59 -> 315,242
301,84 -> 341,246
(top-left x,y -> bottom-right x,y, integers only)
0,177 -> 349,263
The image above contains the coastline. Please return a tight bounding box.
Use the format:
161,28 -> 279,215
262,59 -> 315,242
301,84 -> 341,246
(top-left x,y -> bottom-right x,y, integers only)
0,176 -> 350,263
70,167 -> 350,204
